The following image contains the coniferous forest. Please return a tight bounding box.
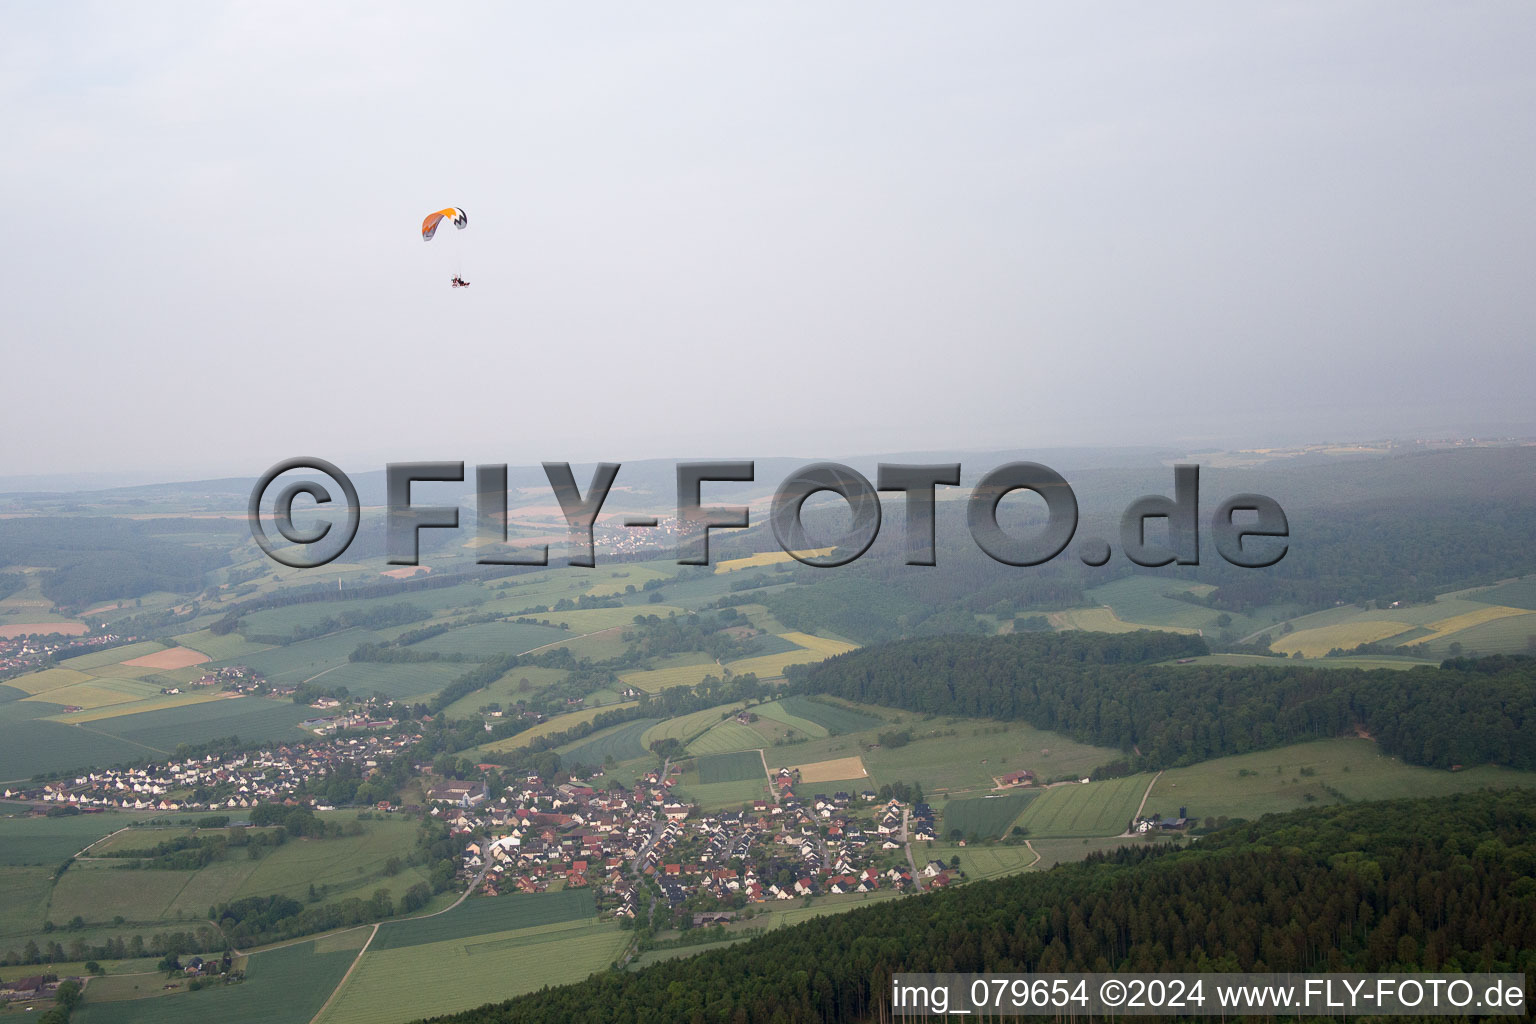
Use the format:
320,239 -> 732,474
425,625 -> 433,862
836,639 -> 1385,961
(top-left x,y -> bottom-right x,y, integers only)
786,633 -> 1536,770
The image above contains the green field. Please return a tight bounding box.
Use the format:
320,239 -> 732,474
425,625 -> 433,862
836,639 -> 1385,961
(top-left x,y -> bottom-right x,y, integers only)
321,916 -> 627,1024
676,778 -> 771,809
221,630 -> 375,684
410,620 -> 572,658
1146,737 -> 1536,823
941,791 -> 1037,839
292,660 -> 469,700
861,718 -> 1124,799
74,936 -> 357,1024
48,816 -> 426,928
775,695 -> 882,735
685,719 -> 764,755
0,816 -> 148,865
1013,775 -> 1152,838
539,605 -> 684,631
695,750 -> 766,784
1416,609 -> 1536,657
1464,577 -> 1536,611
443,666 -> 569,716
1086,577 -> 1294,639
371,888 -> 594,949
557,718 -> 660,768
1027,835 -> 1154,870
618,654 -> 720,694
57,642 -> 166,672
753,699 -> 829,739
0,866 -> 58,949
233,584 -> 493,638
539,627 -> 631,661
920,842 -> 1040,880
639,703 -> 745,749
84,697 -> 317,751
172,628 -> 275,662
0,702 -> 156,781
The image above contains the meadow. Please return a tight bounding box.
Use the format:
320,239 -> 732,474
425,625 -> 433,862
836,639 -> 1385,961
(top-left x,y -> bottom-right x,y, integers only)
220,630 -> 375,684
774,695 -> 881,734
695,750 -> 766,784
473,703 -> 636,755
1416,609 -> 1536,656
1049,606 -> 1201,635
410,621 -> 572,657
74,936 -> 357,1024
557,718 -> 661,767
724,648 -> 835,679
1012,775 -> 1152,838
171,628 -> 274,662
320,917 -> 627,1024
861,719 -> 1124,799
57,643 -> 167,672
83,697 -> 317,752
1145,737 -> 1536,823
919,842 -> 1039,880
0,811 -> 144,866
0,706 -> 154,782
48,815 -> 426,927
618,655 -> 720,694
441,665 -> 569,716
1463,576 -> 1536,610
676,777 -> 771,809
940,791 -> 1037,839
753,699 -> 830,739
292,660 -> 468,701
639,703 -> 745,749
1249,584 -> 1536,657
233,583 -> 494,637
685,719 -> 764,755
371,888 -> 594,949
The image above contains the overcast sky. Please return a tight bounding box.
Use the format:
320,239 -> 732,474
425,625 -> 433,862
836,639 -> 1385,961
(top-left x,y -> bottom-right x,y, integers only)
3,3 -> 1534,481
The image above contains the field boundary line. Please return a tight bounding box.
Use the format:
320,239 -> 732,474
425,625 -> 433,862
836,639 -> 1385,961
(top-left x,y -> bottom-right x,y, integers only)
64,721 -> 170,757
758,748 -> 777,804
309,921 -> 379,1024
1131,770 -> 1163,828
76,825 -> 133,858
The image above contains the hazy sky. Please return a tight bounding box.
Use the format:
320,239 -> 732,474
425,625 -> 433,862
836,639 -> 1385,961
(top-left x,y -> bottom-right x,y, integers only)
4,3 -> 1534,480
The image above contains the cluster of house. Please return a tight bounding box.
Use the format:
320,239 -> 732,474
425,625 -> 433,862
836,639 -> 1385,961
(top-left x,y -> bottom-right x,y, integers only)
430,772 -> 664,903
0,975 -> 61,1002
1130,816 -> 1185,835
301,711 -> 400,735
4,732 -> 416,812
192,665 -> 266,691
0,631 -> 136,676
430,768 -> 941,921
1134,809 -> 1191,834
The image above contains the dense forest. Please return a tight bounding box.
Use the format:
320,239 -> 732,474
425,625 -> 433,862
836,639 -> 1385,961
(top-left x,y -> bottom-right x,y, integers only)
420,789 -> 1536,1024
787,633 -> 1536,770
0,518 -> 230,609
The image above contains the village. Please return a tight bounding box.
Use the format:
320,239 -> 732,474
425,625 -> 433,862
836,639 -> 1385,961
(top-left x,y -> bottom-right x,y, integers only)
0,631 -> 140,679
426,761 -> 958,930
3,729 -> 417,812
